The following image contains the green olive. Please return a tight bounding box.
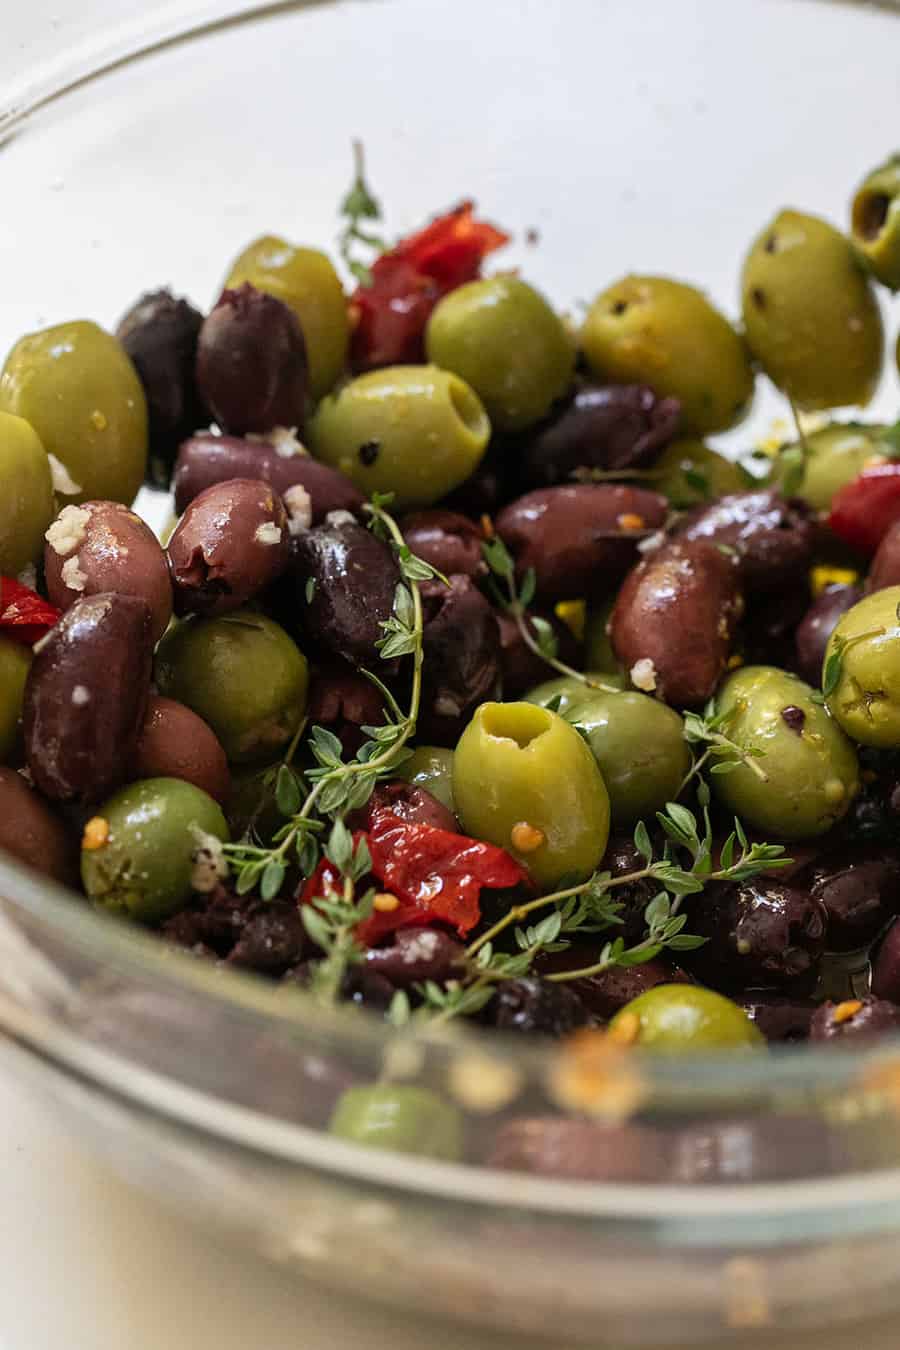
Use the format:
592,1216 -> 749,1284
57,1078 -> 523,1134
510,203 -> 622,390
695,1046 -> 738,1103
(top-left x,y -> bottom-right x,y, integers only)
81,777 -> 229,923
0,321 -> 148,505
398,746 -> 456,814
648,437 -> 749,509
0,411 -> 55,575
453,701 -> 610,888
583,597 -> 623,674
773,421 -> 889,512
329,1084 -> 463,1161
524,672 -> 625,716
425,277 -> 575,432
580,277 -> 754,434
224,235 -> 349,399
712,665 -> 859,838
851,155 -> 900,291
825,587 -> 900,748
0,637 -> 31,764
310,365 -> 490,510
741,210 -> 884,411
155,611 -> 309,764
610,985 -> 764,1053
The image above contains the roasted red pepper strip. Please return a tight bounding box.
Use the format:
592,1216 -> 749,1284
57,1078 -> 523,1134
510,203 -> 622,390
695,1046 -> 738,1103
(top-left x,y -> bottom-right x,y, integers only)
350,201 -> 509,371
0,576 -> 61,646
828,463 -> 900,557
299,812 -> 527,946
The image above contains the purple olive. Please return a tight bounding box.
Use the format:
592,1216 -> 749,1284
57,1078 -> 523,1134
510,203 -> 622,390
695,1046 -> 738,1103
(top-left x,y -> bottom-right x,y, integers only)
418,575 -> 500,734
686,879 -> 827,991
873,921 -> 900,1003
306,662 -> 385,756
535,949 -> 690,1020
795,583 -> 863,686
739,993 -> 816,1042
669,1116 -> 839,1183
227,902 -> 306,974
0,767 -> 79,886
292,512 -> 401,665
868,519 -> 900,593
674,489 -> 815,592
810,997 -> 900,1043
365,927 -> 465,986
495,606 -> 581,700
805,845 -> 900,951
400,509 -> 486,579
488,1117 -> 668,1182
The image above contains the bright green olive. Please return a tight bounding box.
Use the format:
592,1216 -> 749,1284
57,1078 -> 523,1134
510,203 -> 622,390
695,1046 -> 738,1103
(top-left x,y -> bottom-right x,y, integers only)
0,411 -> 55,575
773,421 -> 889,512
425,276 -> 575,432
453,701 -> 610,887
825,587 -> 900,748
155,611 -> 309,764
580,277 -> 754,434
329,1085 -> 463,1161
224,235 -> 349,399
583,597 -> 623,674
611,985 -> 765,1053
741,210 -> 884,411
310,365 -> 490,510
0,637 -> 31,764
80,777 -> 229,923
398,746 -> 456,814
0,321 -> 148,505
712,665 -> 859,838
648,437 -> 749,509
851,155 -> 900,290
524,672 -> 625,716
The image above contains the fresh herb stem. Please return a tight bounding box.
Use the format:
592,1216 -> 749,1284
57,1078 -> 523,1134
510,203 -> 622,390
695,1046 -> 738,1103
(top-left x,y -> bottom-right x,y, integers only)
338,140 -> 385,286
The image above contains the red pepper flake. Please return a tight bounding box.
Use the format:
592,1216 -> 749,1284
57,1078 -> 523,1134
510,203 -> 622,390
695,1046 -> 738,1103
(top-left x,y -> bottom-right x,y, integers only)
350,201 -> 509,372
0,576 -> 61,647
829,463 -> 900,556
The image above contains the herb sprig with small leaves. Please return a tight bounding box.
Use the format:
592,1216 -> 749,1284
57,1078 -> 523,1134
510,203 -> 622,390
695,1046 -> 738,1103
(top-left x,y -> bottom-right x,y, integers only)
300,821 -> 374,1002
338,140 -> 385,286
677,698 -> 769,797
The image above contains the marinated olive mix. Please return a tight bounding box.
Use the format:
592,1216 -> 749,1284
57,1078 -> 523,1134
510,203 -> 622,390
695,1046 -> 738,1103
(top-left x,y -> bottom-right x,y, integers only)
6,154 -> 900,1169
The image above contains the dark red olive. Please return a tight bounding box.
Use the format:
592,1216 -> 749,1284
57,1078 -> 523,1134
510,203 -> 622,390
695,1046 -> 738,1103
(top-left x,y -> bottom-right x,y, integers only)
195,284 -> 307,435
306,663 -> 385,757
400,510 -> 486,579
674,490 -> 815,592
873,920 -> 900,1004
293,513 -> 401,665
487,977 -> 589,1036
804,845 -> 900,951
227,902 -> 306,974
494,606 -> 581,700
534,949 -> 690,1021
488,1117 -> 668,1182
794,583 -> 863,686
131,696 -> 230,805
868,518 -> 900,593
669,1116 -> 840,1183
810,997 -> 900,1043
418,575 -> 500,735
0,767 -> 79,886
739,993 -> 816,1042
686,879 -> 827,991
365,927 -> 465,986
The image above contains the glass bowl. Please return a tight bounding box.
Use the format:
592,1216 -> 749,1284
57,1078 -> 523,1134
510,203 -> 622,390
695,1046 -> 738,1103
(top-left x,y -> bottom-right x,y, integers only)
2,2 -> 900,1345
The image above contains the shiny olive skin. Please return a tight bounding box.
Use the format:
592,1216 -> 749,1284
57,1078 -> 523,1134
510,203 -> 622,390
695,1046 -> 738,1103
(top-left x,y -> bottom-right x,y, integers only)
525,672 -> 625,717
224,235 -> 349,400
851,154 -> 900,290
0,320 -> 148,505
44,500 -> 173,644
306,662 -> 386,758
0,411 -> 54,575
713,666 -> 860,838
116,288 -> 205,487
329,1085 -> 463,1161
293,513 -> 401,666
648,437 -> 748,509
777,422 -> 888,513
872,919 -> 900,1002
489,976 -> 589,1037
132,696 -> 231,805
398,746 -> 456,814
535,946 -> 690,1021
583,596 -> 621,675
810,997 -> 900,1043
674,489 -> 815,593
167,478 -> 290,617
418,576 -> 500,735
310,365 -> 490,510
425,276 -> 575,432
581,276 -> 754,434
81,777 -> 229,923
688,881 -> 827,991
400,510 -> 486,579
521,382 -> 681,487
795,584 -> 863,686
495,484 -> 669,602
610,985 -> 765,1053
453,701 -> 610,887
741,210 -> 884,410
825,587 -> 900,747
0,767 -> 78,886
868,520 -> 900,594
806,844 -> 900,951
0,637 -> 31,764
610,540 -> 743,708
155,611 -> 309,764
365,927 -> 464,987
24,593 -> 154,803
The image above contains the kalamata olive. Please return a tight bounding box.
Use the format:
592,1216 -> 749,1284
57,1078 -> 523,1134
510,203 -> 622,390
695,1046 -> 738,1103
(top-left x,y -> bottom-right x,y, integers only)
173,432 -> 364,521
162,882 -> 253,955
742,582 -> 812,673
839,746 -> 900,844
739,992 -> 816,1042
292,512 -> 401,665
44,501 -> 173,644
116,289 -> 205,487
810,997 -> 900,1042
400,510 -> 486,579
306,662 -> 385,756
0,767 -> 79,886
365,926 -> 465,986
868,519 -> 900,593
488,1117 -> 668,1182
599,829 -> 664,944
419,575 -> 500,732
363,781 -> 458,833
131,696 -> 230,804
167,478 -> 290,616
687,880 -> 827,991
495,484 -> 669,601
669,1116 -> 839,1183
439,445 -> 515,518
610,540 -> 743,707
795,583 -> 863,686
804,845 -> 900,951
873,921 -> 900,1003
534,949 -> 690,1020
195,284 -> 307,435
521,382 -> 681,487
24,593 -> 153,803
674,490 -> 815,592
227,901 -> 306,974
487,977 -> 589,1036
495,606 -> 581,700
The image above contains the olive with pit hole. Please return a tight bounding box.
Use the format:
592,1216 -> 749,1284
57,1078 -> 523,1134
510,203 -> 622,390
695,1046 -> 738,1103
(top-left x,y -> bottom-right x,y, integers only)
44,500 -> 173,644
851,154 -> 900,290
167,478 -> 290,617
24,593 -> 153,802
132,696 -> 230,805
0,767 -> 78,886
293,513 -> 401,666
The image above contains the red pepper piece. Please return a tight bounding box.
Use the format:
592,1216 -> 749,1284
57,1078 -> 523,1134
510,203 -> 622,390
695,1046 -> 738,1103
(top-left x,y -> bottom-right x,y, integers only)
0,576 -> 61,647
829,463 -> 900,557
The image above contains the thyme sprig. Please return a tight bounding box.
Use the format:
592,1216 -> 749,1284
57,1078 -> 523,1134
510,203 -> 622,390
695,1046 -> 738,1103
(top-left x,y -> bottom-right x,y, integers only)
677,698 -> 769,798
300,821 -> 374,1003
338,140 -> 385,286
